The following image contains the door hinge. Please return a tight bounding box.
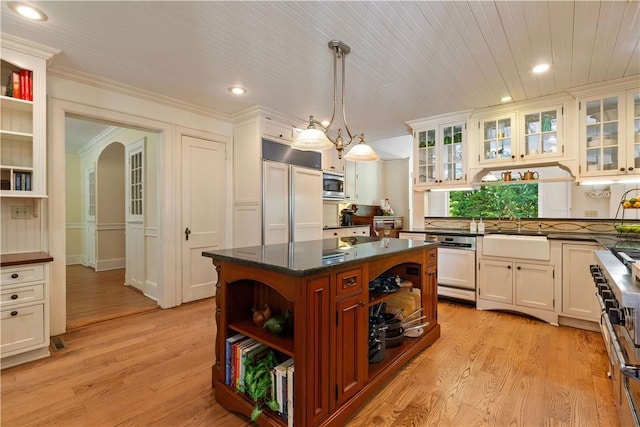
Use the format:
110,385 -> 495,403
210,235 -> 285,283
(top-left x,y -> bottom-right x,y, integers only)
562,145 -> 564,154
477,121 -> 480,129
552,269 -> 555,279
578,101 -> 581,110
553,298 -> 555,309
335,384 -> 338,400
561,106 -> 564,115
336,311 -> 338,326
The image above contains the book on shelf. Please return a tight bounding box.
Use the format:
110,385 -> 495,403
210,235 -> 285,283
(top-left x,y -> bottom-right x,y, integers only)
14,172 -> 21,191
274,358 -> 294,416
286,364 -> 295,427
225,334 -> 247,385
11,70 -> 20,99
24,173 -> 31,191
5,69 -> 32,100
234,338 -> 256,388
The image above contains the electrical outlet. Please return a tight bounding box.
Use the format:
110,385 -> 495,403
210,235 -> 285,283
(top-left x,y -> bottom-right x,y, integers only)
11,205 -> 31,219
584,210 -> 598,217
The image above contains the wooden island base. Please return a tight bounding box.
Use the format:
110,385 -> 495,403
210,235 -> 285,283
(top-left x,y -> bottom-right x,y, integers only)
203,237 -> 440,426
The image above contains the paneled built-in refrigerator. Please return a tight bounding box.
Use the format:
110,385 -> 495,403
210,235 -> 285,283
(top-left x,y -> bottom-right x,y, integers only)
262,139 -> 323,245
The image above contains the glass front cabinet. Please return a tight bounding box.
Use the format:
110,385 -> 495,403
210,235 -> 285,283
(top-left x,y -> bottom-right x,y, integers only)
413,116 -> 468,189
579,90 -> 639,177
478,107 -> 564,166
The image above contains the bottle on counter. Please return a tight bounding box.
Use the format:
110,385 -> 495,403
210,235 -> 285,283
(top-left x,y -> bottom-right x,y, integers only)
470,218 -> 477,233
478,218 -> 485,234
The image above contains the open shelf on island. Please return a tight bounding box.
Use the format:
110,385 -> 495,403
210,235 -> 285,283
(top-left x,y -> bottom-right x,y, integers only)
228,319 -> 294,357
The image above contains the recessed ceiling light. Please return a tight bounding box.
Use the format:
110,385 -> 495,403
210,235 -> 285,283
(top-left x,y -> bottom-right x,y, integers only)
8,2 -> 47,21
500,96 -> 512,103
532,63 -> 551,74
228,86 -> 246,95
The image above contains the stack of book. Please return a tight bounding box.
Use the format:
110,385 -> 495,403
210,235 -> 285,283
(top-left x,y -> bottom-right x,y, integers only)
13,172 -> 32,191
5,68 -> 33,101
225,334 -> 295,426
272,357 -> 295,427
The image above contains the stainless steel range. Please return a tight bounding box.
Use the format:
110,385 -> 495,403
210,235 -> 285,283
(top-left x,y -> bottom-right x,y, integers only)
592,245 -> 640,426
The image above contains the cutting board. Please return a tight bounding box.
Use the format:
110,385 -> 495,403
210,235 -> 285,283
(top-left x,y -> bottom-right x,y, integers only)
384,288 -> 421,319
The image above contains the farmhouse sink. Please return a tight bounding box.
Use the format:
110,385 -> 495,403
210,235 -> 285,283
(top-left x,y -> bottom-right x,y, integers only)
482,234 -> 550,260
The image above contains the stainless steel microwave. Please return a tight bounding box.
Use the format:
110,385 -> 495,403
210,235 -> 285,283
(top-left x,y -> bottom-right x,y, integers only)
322,171 -> 345,200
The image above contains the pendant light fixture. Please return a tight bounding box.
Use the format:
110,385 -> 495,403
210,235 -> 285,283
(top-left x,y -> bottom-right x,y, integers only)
292,40 -> 379,162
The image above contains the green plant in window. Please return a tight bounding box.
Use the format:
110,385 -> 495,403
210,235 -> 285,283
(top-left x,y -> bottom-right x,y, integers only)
449,184 -> 538,218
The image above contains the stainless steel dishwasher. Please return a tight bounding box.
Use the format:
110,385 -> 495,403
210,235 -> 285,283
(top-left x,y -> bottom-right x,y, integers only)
425,234 -> 477,302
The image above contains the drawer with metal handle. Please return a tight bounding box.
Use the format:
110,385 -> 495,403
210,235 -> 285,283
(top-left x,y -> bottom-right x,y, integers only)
1,264 -> 45,285
0,284 -> 44,307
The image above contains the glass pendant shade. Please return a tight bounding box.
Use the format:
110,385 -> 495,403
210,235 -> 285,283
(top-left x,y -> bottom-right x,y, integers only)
292,127 -> 333,150
343,138 -> 379,161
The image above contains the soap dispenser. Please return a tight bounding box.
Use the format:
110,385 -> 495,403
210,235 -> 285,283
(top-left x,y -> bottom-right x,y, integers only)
478,218 -> 485,234
470,218 -> 477,233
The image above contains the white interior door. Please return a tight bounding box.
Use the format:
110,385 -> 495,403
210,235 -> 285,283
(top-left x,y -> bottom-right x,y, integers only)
181,134 -> 227,302
125,138 -> 145,292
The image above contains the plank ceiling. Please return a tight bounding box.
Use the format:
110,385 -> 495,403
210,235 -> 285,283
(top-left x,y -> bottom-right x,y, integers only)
2,1 -> 639,147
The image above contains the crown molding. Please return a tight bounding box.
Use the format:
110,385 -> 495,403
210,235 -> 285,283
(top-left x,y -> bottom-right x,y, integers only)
0,32 -> 60,65
231,105 -> 306,128
48,64 -> 232,122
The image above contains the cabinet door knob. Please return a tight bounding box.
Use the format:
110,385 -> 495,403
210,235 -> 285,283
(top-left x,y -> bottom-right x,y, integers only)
629,167 -> 634,171
520,154 -> 524,159
359,301 -> 366,307
11,273 -> 18,279
10,294 -> 18,300
517,266 -> 521,270
511,155 -> 516,159
621,167 -> 626,172
507,265 -> 512,270
10,311 -> 18,316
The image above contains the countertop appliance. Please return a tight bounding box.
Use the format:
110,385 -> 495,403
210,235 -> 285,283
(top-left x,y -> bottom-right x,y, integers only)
425,234 -> 476,302
340,207 -> 356,226
262,139 -> 323,245
591,244 -> 640,426
322,170 -> 345,200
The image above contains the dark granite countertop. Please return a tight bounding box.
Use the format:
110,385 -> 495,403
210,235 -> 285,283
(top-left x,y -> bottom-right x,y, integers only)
202,236 -> 437,276
399,228 -> 635,243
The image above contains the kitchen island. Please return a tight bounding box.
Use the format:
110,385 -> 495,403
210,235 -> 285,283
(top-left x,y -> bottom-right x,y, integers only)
202,236 -> 440,426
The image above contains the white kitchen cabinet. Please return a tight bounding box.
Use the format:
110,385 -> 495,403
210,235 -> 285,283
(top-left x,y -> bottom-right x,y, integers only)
344,160 -> 357,201
323,226 -> 369,239
1,260 -> 51,368
478,259 -> 554,310
561,242 -> 601,321
321,146 -> 344,172
410,113 -> 469,190
0,38 -> 57,197
478,113 -> 515,166
578,89 -> 639,178
263,118 -> 294,143
477,106 -> 564,167
398,232 -> 426,241
477,239 -> 557,325
478,259 -> 513,304
519,106 -> 564,161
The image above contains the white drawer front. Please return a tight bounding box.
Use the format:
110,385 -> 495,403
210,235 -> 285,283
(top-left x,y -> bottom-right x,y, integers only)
1,304 -> 45,355
1,264 -> 45,286
1,284 -> 44,307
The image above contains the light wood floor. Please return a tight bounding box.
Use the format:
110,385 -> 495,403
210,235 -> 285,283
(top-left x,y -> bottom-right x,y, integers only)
66,265 -> 158,330
2,299 -> 618,427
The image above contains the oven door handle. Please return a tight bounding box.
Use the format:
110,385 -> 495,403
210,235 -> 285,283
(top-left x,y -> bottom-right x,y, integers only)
601,306 -> 640,380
